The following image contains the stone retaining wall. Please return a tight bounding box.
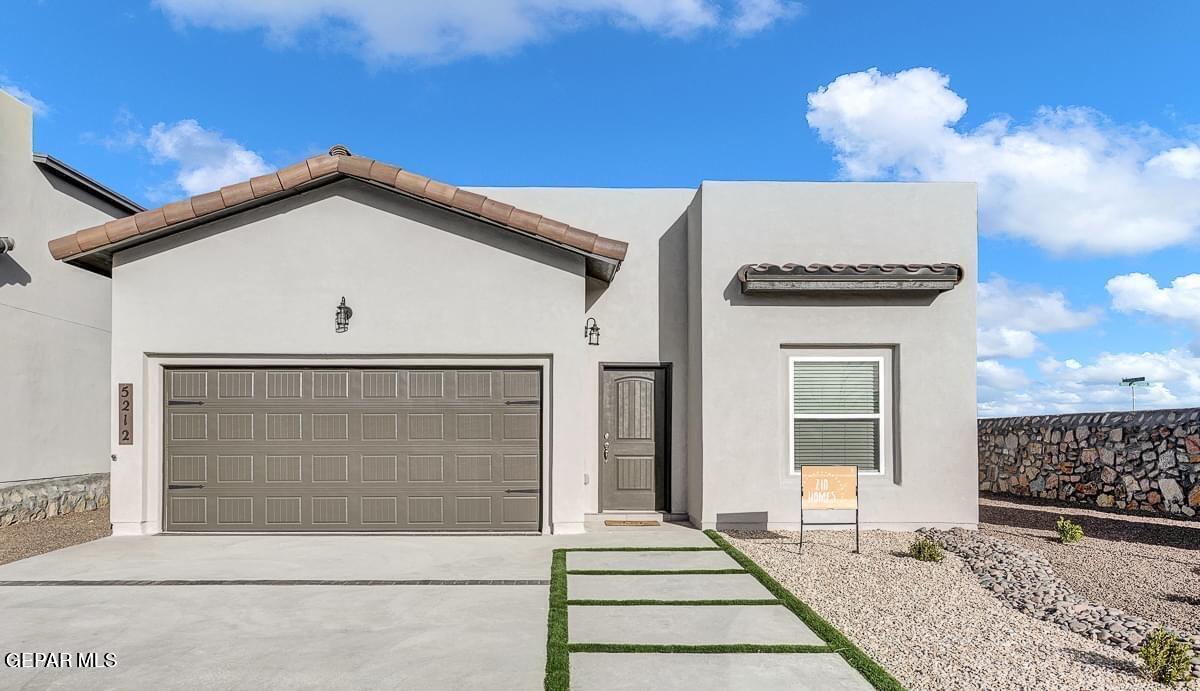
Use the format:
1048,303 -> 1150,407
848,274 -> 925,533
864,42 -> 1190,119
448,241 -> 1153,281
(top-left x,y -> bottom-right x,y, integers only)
979,408 -> 1200,518
0,473 -> 110,527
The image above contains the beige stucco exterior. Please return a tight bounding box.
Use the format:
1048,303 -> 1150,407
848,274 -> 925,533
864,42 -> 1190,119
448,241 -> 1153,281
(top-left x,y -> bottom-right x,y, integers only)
0,91 -> 127,483
88,164 -> 976,535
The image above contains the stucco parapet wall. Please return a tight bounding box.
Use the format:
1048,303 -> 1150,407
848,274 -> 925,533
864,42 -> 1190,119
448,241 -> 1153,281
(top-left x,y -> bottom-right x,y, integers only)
978,408 -> 1200,519
0,473 -> 110,527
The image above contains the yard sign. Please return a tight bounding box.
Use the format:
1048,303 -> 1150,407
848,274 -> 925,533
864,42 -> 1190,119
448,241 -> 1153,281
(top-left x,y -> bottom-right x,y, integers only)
799,465 -> 860,553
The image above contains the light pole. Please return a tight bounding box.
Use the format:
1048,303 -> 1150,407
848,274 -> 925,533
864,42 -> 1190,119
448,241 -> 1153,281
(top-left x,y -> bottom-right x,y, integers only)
1120,376 -> 1147,411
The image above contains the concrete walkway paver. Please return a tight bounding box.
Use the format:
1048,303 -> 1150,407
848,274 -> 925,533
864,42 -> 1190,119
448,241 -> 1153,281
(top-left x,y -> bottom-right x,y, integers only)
571,653 -> 875,691
568,573 -> 773,601
566,550 -> 739,571
564,545 -> 876,690
569,604 -> 825,645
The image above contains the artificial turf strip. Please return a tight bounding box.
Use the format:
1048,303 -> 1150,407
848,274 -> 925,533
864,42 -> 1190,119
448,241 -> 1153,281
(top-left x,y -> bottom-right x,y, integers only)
566,569 -> 746,575
568,643 -> 831,654
544,549 -> 569,691
567,599 -> 782,606
704,530 -> 907,691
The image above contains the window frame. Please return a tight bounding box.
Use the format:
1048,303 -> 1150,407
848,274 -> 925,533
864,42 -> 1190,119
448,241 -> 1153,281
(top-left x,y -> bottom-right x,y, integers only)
787,355 -> 887,477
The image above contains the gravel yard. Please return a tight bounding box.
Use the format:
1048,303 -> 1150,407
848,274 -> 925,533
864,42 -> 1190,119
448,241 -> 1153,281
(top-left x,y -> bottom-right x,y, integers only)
727,529 -> 1199,691
0,507 -> 111,566
980,495 -> 1200,637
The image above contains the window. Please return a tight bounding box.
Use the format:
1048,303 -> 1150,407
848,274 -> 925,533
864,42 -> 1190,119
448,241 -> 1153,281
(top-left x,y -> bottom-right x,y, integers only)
789,356 -> 885,474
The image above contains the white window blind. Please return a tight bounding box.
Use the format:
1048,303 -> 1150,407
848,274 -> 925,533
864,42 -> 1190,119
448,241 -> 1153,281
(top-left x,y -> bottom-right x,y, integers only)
790,359 -> 883,472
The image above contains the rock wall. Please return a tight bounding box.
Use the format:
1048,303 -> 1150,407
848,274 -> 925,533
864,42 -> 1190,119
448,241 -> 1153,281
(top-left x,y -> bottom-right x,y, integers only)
979,408 -> 1200,518
0,473 -> 110,527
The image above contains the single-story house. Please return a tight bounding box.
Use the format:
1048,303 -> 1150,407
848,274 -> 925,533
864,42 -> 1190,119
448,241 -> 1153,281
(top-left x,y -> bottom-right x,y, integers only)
46,144 -> 978,535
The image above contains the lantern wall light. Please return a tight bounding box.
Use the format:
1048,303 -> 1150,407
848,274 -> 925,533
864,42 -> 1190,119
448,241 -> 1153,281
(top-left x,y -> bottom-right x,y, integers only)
335,297 -> 353,333
584,317 -> 600,346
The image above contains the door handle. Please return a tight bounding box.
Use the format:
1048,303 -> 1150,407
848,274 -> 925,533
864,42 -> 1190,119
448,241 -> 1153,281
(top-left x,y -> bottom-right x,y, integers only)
603,441 -> 610,461
168,483 -> 205,490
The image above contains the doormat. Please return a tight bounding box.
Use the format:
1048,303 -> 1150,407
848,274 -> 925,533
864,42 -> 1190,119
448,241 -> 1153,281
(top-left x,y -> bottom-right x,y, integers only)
604,520 -> 661,527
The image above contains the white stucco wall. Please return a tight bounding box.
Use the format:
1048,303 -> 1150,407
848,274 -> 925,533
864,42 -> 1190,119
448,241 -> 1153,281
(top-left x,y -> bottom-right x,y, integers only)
109,180 -> 693,534
0,90 -> 122,482
693,181 -> 978,530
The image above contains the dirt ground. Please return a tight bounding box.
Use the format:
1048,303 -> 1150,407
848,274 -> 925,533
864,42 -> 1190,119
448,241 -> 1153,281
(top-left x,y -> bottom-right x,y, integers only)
0,507 -> 111,566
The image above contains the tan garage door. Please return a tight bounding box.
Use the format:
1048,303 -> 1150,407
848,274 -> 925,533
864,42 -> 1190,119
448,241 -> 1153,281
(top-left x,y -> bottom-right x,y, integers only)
163,367 -> 541,532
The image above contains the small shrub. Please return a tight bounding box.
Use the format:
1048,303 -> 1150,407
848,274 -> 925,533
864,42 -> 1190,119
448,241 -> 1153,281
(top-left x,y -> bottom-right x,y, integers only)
1055,516 -> 1084,544
1138,628 -> 1193,685
908,536 -> 944,562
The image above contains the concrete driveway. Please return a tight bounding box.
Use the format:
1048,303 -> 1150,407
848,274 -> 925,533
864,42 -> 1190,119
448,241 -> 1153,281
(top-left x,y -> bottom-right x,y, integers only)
0,526 -> 710,689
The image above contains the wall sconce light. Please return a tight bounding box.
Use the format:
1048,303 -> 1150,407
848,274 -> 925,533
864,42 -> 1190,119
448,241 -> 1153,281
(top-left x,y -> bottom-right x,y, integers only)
0,237 -> 13,255
584,317 -> 600,346
335,297 -> 353,333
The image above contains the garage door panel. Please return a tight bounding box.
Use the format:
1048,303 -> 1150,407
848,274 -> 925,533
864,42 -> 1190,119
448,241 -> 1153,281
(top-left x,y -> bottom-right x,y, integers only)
164,368 -> 541,532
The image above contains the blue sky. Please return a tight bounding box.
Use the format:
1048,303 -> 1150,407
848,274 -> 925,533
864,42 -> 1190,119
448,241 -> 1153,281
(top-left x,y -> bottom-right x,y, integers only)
4,1 -> 1200,415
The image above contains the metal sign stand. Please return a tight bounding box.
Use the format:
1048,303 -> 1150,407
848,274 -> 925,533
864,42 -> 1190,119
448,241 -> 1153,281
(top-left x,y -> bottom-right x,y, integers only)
799,466 -> 860,554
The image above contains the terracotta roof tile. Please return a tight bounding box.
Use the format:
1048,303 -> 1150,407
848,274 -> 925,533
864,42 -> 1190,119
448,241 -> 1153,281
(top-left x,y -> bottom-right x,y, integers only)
47,146 -> 630,268
76,225 -> 111,252
162,200 -> 196,225
133,208 -> 167,235
593,237 -> 629,260
249,173 -> 283,198
367,161 -> 401,186
191,191 -> 225,217
535,217 -> 569,243
277,162 -> 313,190
563,226 -> 597,253
48,234 -> 82,260
480,199 -> 514,224
394,170 -> 430,196
450,189 -> 486,215
335,155 -> 372,178
306,155 -> 338,179
423,179 -> 458,206
506,208 -> 543,234
104,216 -> 139,243
220,181 -> 255,208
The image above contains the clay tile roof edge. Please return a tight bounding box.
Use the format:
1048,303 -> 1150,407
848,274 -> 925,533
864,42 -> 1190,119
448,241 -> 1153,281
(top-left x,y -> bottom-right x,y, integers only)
47,148 -> 629,276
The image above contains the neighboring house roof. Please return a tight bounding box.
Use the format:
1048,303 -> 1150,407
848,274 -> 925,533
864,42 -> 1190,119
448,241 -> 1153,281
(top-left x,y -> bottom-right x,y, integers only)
32,153 -> 144,215
737,263 -> 963,294
47,146 -> 629,281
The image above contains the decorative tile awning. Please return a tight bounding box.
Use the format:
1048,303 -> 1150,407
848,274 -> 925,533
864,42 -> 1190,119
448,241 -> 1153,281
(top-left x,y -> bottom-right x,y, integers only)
737,263 -> 963,295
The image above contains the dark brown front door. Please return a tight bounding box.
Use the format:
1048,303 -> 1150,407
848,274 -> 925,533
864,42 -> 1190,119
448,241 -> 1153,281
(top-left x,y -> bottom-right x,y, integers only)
600,367 -> 667,511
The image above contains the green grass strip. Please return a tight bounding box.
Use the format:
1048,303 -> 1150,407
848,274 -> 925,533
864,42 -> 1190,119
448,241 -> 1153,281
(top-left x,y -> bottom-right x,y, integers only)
567,599 -> 781,606
569,643 -> 831,654
560,546 -> 722,552
544,549 -> 569,691
704,530 -> 906,691
566,568 -> 746,575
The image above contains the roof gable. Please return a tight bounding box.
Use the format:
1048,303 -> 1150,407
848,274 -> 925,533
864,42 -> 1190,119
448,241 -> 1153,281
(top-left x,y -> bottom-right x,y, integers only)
47,146 -> 628,281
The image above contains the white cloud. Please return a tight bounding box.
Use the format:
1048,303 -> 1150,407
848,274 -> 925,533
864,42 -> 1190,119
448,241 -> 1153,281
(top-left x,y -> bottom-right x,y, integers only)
0,76 -> 49,116
977,359 -> 1029,391
977,327 -> 1039,359
155,0 -> 797,64
976,276 -> 1099,358
978,348 -> 1200,417
1107,272 -> 1200,327
806,67 -> 1200,254
729,0 -> 800,35
144,120 -> 271,197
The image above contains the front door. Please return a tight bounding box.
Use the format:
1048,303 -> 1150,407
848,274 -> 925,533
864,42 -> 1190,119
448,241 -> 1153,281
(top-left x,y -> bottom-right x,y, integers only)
600,367 -> 667,511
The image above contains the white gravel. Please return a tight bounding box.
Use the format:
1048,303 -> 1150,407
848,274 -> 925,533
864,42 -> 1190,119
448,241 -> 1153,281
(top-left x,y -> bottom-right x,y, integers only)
726,529 -> 1199,691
